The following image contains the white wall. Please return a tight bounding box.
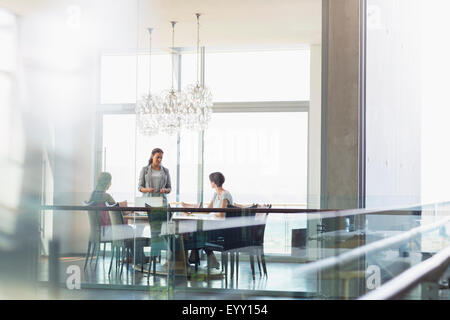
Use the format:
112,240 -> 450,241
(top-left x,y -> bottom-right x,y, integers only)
420,0 -> 450,204
366,0 -> 422,209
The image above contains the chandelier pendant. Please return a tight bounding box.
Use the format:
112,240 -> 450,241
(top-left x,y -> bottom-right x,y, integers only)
157,21 -> 188,135
136,27 -> 160,136
184,13 -> 213,131
136,16 -> 213,137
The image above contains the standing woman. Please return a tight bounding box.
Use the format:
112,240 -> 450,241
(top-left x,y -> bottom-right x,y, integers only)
138,148 -> 171,205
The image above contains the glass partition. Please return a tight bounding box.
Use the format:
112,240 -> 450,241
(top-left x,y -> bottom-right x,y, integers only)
38,205 -> 173,299
31,201 -> 450,300
160,203 -> 449,299
6,0 -> 450,303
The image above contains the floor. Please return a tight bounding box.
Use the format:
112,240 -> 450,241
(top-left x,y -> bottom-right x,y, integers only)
38,250 -> 318,300
37,249 -> 450,300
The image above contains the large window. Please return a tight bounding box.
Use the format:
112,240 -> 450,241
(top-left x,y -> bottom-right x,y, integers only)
100,55 -> 136,104
102,114 -> 136,202
205,50 -> 310,102
101,49 -> 310,104
100,53 -> 172,104
203,112 -> 308,205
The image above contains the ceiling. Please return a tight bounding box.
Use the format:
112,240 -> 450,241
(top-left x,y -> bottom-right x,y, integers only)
0,0 -> 322,49
137,0 -> 322,48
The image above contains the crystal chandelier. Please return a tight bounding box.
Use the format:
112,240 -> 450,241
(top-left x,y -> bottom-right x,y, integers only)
184,13 -> 213,131
136,17 -> 212,136
157,21 -> 189,135
135,28 -> 160,136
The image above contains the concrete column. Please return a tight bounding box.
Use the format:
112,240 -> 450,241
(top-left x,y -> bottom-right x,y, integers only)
321,0 -> 362,213
320,0 -> 366,299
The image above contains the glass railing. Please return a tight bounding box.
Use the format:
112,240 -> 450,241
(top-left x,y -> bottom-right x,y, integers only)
167,205 -> 449,299
37,204 -> 172,299
31,201 -> 450,300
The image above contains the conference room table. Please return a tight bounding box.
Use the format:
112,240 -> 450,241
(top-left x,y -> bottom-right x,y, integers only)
122,211 -> 224,233
122,210 -> 226,280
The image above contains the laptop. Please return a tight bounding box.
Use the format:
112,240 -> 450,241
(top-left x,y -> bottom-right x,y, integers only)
134,196 -> 163,207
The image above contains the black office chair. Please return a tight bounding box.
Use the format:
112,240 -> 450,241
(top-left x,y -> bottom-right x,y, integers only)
203,204 -> 257,282
145,204 -> 169,281
184,230 -> 208,273
180,203 -> 212,272
235,204 -> 271,280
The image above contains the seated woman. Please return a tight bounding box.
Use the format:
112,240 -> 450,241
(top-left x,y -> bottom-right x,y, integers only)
182,172 -> 235,268
87,172 -> 148,265
182,172 -> 236,215
88,172 -> 115,205
88,172 -> 120,226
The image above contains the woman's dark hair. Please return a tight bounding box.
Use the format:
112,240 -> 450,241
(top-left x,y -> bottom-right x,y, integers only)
89,172 -> 112,203
94,172 -> 112,192
148,148 -> 164,166
209,172 -> 225,187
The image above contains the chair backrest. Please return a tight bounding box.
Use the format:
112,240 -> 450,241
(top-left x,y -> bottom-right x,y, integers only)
107,203 -> 126,243
219,204 -> 257,250
87,211 -> 102,241
108,203 -> 124,225
83,201 -> 102,242
240,204 -> 258,246
253,204 -> 271,246
145,204 -> 168,256
145,204 -> 168,236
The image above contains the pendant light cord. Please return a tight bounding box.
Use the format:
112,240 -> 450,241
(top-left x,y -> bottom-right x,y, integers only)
148,28 -> 153,95
196,13 -> 201,85
170,21 -> 176,91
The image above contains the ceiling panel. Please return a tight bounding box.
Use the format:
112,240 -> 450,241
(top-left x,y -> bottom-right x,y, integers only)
0,0 -> 322,49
